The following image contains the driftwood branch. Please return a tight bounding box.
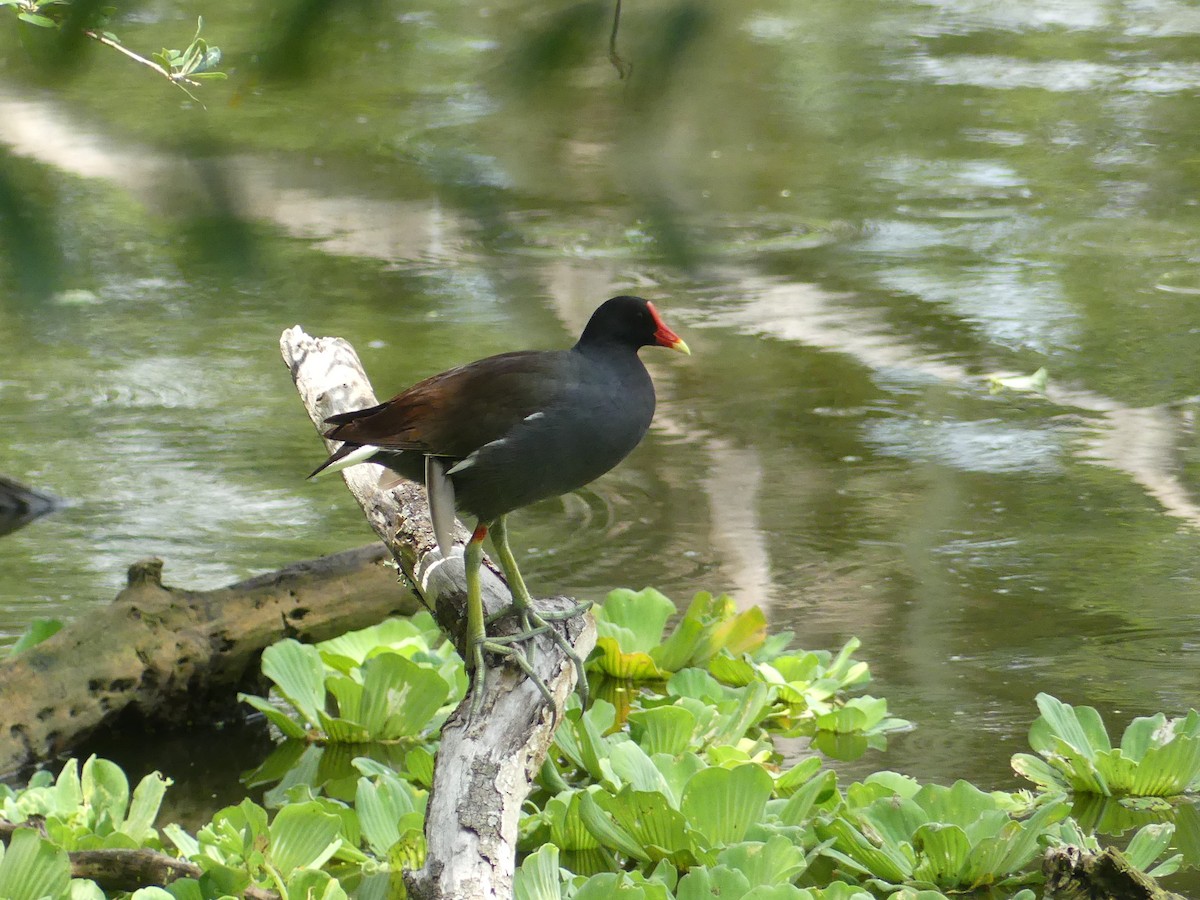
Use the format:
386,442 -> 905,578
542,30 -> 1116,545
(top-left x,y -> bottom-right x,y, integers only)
280,326 -> 596,900
0,544 -> 415,776
1043,845 -> 1185,900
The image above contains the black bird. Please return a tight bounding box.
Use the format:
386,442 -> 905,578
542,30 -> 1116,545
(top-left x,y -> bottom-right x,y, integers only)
311,295 -> 689,714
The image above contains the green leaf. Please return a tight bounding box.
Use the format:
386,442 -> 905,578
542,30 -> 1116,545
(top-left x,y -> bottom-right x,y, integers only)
515,844 -> 563,900
594,588 -> 676,653
82,755 -> 129,830
8,618 -> 63,656
261,640 -> 327,727
628,705 -> 695,757
681,764 -> 773,846
1131,736 -> 1200,796
717,835 -> 807,886
775,757 -> 823,797
238,694 -> 309,739
359,652 -> 449,738
592,638 -> 670,681
777,769 -> 838,826
123,771 -> 171,840
17,11 -> 56,26
912,823 -> 971,883
163,823 -> 199,857
355,774 -> 422,858
1010,752 -> 1068,791
741,886 -> 810,900
1124,823 -> 1175,872
578,788 -> 653,862
405,746 -> 436,789
676,865 -> 751,900
0,829 -> 71,900
267,801 -> 343,872
609,742 -> 672,796
1034,693 -> 1111,755
286,869 -> 348,900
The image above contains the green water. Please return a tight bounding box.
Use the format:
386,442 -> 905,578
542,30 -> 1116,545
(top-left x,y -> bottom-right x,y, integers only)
3,0 -> 1200,843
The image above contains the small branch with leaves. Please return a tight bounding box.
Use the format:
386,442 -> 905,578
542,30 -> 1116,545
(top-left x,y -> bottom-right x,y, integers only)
2,2 -> 225,101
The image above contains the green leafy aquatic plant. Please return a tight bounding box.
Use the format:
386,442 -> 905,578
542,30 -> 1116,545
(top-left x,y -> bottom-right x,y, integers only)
0,829 -> 72,900
1,592 -> 1194,900
591,588 -> 767,680
590,589 -> 909,744
6,617 -> 62,657
1011,692 -> 1200,797
813,775 -> 1070,894
163,796 -> 355,897
238,612 -> 464,743
0,755 -> 169,851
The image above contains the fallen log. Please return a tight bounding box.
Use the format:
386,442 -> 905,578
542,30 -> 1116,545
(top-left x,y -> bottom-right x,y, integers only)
1043,845 -> 1186,900
0,543 -> 415,776
280,326 -> 597,900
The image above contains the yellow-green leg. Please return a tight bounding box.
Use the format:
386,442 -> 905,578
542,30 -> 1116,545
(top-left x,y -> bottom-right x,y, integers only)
464,525 -> 488,719
487,515 -> 592,707
464,522 -> 555,719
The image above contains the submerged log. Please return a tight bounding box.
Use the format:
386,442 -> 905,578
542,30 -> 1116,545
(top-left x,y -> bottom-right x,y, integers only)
1043,845 -> 1185,900
280,326 -> 597,900
0,544 -> 415,776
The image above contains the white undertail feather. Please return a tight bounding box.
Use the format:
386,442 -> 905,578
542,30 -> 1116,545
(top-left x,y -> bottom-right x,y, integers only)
313,443 -> 380,477
425,456 -> 458,557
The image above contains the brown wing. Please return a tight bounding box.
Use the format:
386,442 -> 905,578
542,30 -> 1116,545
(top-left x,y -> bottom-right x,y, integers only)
322,350 -> 571,458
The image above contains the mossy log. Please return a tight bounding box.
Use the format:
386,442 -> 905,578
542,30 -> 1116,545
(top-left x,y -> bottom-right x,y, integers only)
0,544 -> 416,777
1043,845 -> 1186,900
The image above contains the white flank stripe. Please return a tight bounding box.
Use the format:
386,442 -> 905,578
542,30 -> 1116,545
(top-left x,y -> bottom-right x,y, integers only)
446,452 -> 477,475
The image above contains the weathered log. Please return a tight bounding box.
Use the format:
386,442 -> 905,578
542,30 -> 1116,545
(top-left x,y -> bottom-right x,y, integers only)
1043,845 -> 1185,900
0,543 -> 415,776
280,326 -> 597,900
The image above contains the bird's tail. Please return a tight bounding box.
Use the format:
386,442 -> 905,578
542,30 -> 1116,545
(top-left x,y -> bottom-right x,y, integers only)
308,442 -> 381,479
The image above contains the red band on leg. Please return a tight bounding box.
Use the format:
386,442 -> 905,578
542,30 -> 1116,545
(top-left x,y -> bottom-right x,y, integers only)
471,523 -> 488,543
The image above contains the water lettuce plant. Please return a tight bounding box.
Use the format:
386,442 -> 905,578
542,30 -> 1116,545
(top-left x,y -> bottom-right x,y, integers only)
812,775 -> 1069,894
238,612 -> 464,743
1011,692 -> 1200,797
0,592 -> 1194,899
591,588 -> 768,680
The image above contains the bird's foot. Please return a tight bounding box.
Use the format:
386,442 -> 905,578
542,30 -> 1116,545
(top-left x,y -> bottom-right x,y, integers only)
485,596 -> 592,625
467,636 -> 556,720
485,604 -> 590,710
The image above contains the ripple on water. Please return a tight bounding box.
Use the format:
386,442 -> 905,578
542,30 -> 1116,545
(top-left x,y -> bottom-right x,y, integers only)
513,473 -> 708,602
865,416 -> 1064,476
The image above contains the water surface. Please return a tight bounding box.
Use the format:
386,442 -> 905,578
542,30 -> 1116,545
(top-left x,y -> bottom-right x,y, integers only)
2,0 -> 1200,849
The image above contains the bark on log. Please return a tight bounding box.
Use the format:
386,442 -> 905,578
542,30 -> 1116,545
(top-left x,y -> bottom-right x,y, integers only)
1043,845 -> 1185,900
0,544 -> 415,776
280,326 -> 597,900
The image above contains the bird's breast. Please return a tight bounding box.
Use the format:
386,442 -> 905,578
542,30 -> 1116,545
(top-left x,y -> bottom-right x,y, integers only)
450,360 -> 655,521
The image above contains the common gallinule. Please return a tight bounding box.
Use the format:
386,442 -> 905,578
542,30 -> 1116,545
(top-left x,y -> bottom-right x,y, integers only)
311,295 -> 689,715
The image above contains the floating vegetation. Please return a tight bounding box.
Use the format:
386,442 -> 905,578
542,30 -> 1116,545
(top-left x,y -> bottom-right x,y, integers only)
0,594 -> 1194,897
